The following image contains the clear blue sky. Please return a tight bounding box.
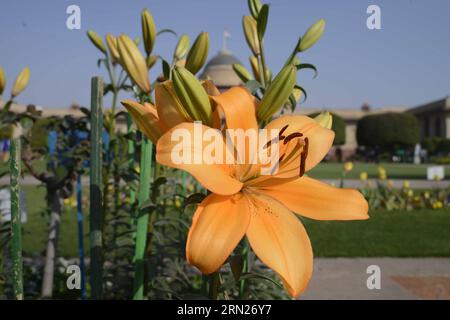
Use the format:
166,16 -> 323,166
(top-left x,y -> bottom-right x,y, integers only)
1,0 -> 449,110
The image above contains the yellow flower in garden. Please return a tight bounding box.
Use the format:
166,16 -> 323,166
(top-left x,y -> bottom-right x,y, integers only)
155,87 -> 369,297
434,175 -> 442,182
387,180 -> 394,189
407,189 -> 414,197
360,171 -> 368,181
403,180 -> 410,189
378,166 -> 387,180
343,161 -> 353,172
424,191 -> 430,199
432,201 -> 443,209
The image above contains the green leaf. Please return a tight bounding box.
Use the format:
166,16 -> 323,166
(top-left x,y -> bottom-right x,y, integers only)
184,193 -> 206,207
157,28 -> 177,37
296,63 -> 318,78
294,84 -> 307,103
240,272 -> 283,288
161,59 -> 171,80
229,255 -> 244,281
257,4 -> 269,41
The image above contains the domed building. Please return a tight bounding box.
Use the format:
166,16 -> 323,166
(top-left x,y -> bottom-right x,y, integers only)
200,49 -> 243,92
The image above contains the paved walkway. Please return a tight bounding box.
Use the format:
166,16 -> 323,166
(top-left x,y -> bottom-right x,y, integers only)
323,179 -> 449,189
301,258 -> 450,300
1,176 -> 448,189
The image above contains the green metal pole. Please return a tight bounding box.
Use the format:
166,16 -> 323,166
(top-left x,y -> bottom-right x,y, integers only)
10,138 -> 23,300
133,137 -> 153,300
89,76 -> 104,299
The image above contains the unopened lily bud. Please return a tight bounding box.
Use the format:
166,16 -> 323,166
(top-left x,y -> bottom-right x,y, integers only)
172,67 -> 212,125
248,0 -> 262,19
298,19 -> 325,52
117,34 -> 151,93
105,34 -> 120,63
313,111 -> 333,129
257,64 -> 296,122
174,35 -> 190,60
155,80 -> 191,128
11,67 -> 30,98
87,30 -> 107,55
0,66 -> 5,96
185,32 -> 209,75
147,55 -> 158,69
141,9 -> 157,56
121,100 -> 163,143
249,56 -> 260,82
232,63 -> 253,82
242,16 -> 260,55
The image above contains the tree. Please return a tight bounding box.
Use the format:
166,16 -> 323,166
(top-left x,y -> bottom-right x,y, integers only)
356,112 -> 419,149
308,112 -> 346,145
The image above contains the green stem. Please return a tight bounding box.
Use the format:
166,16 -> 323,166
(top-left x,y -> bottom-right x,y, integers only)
89,76 -> 104,299
10,138 -> 23,300
239,240 -> 250,298
208,272 -> 220,300
133,137 -> 153,300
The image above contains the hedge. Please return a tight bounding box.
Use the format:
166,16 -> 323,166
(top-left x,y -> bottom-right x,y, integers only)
357,112 -> 420,148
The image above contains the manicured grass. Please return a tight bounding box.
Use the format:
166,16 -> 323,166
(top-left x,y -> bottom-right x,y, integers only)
21,185 -> 88,258
303,209 -> 450,257
308,162 -> 450,180
18,186 -> 450,258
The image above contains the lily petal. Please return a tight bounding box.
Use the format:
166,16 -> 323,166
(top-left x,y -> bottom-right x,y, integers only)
187,193 -> 250,274
121,100 -> 164,143
246,192 -> 313,298
265,115 -> 334,175
210,86 -> 258,132
258,176 -> 369,220
156,122 -> 242,195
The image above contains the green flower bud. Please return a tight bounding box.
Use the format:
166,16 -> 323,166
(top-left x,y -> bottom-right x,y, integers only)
248,0 -> 262,19
298,19 -> 325,52
257,64 -> 297,122
232,63 -> 253,82
117,34 -> 151,93
0,66 -> 6,96
87,30 -> 107,54
174,34 -> 190,60
185,32 -> 209,75
242,16 -> 260,55
249,55 -> 261,82
11,67 -> 30,98
105,34 -> 120,63
172,67 -> 212,125
141,9 -> 157,56
146,55 -> 158,69
313,111 -> 333,129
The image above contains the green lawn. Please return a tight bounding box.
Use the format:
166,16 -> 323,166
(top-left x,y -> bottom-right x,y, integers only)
21,185 -> 88,258
303,209 -> 450,257
18,186 -> 450,258
308,162 -> 450,180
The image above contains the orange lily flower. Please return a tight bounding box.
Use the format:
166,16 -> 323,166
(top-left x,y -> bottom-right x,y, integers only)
156,86 -> 369,298
121,80 -> 220,143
